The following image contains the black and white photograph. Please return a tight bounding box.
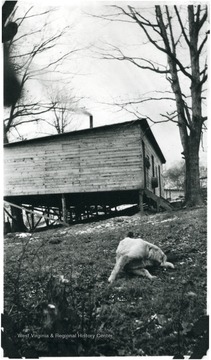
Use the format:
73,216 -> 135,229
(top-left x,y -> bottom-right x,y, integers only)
3,0 -> 208,358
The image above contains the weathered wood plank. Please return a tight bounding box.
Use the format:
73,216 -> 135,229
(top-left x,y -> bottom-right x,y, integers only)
4,121 -> 163,198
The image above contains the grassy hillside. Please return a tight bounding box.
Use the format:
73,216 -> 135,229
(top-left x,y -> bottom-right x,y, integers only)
4,206 -> 207,357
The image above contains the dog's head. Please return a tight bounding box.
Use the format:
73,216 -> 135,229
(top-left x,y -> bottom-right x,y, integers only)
148,246 -> 167,266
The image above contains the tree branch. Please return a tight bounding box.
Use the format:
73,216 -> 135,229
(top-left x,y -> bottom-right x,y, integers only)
155,6 -> 192,81
197,6 -> 208,32
174,6 -> 190,47
197,32 -> 209,56
128,5 -> 193,81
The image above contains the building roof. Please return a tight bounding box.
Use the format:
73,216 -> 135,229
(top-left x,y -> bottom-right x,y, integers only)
4,118 -> 166,163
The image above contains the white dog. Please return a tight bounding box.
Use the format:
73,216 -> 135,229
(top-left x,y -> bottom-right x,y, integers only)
108,237 -> 174,283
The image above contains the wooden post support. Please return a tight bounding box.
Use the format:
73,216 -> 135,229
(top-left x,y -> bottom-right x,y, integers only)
86,206 -> 90,219
11,204 -> 27,232
69,208 -> 73,223
156,198 -> 161,212
26,211 -> 32,231
46,207 -> 50,226
95,205 -> 98,217
31,206 -> 35,230
138,190 -> 144,214
61,194 -> 68,223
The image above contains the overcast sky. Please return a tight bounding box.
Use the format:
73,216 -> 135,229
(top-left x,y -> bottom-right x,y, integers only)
7,0 -> 208,169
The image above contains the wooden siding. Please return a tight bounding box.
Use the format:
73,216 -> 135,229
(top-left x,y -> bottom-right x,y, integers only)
4,123 -> 145,197
140,127 -> 164,197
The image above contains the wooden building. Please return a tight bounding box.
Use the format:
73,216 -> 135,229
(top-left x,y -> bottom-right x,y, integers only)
164,188 -> 185,202
4,119 -> 171,229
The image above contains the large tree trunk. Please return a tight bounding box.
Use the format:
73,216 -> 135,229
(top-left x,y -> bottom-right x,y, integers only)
154,5 -> 206,207
184,134 -> 204,206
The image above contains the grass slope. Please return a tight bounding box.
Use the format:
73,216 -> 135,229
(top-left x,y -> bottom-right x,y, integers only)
4,207 -> 207,357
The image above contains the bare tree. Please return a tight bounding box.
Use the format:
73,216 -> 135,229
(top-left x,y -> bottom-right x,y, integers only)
43,86 -> 83,134
4,5 -> 82,143
163,162 -> 207,191
97,5 -> 208,206
163,162 -> 185,190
